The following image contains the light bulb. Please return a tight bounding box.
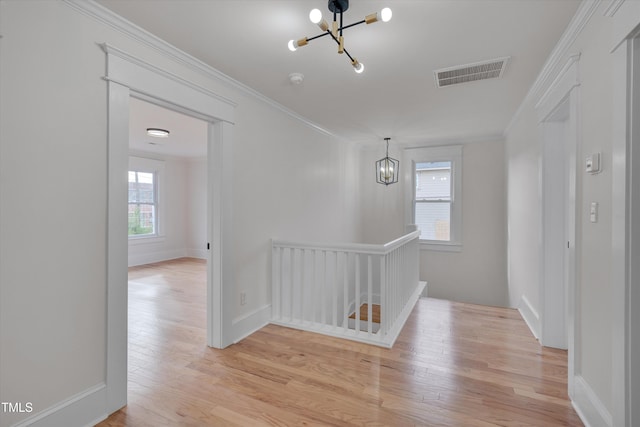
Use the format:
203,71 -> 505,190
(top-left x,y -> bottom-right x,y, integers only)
354,61 -> 365,74
380,7 -> 392,22
309,8 -> 322,24
288,38 -> 308,52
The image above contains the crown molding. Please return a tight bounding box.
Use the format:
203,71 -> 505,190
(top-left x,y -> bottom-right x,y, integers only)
603,0 -> 625,17
62,0 -> 340,140
355,133 -> 504,151
504,0 -> 601,137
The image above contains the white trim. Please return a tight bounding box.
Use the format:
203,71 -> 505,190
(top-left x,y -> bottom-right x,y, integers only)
535,54 -> 580,398
610,1 -> 640,53
128,249 -> 187,267
504,0 -> 600,136
232,304 -> 271,344
186,248 -> 208,259
62,0 -> 338,139
102,43 -> 235,124
572,376 -> 613,427
518,295 -> 540,340
419,242 -> 462,252
104,44 -> 236,423
269,281 -> 425,349
127,235 -> 166,245
11,383 -> 107,427
535,54 -> 581,122
611,20 -> 640,426
105,80 -> 129,415
404,145 -> 463,250
604,0 -> 625,17
611,35 -> 631,427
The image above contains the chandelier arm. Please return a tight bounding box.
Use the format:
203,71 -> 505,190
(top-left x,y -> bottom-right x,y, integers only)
338,20 -> 366,31
326,30 -> 355,62
307,32 -> 331,42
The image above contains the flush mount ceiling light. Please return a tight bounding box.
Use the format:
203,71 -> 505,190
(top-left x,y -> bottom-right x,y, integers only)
376,137 -> 399,186
288,0 -> 392,73
146,128 -> 170,138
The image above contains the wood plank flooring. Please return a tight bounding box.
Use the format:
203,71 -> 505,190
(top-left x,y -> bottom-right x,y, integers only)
348,303 -> 381,324
97,258 -> 583,426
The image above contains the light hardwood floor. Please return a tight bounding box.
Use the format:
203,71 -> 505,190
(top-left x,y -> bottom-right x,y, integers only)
97,258 -> 583,426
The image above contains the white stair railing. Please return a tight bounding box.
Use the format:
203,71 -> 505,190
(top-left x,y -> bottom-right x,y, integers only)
271,230 -> 423,347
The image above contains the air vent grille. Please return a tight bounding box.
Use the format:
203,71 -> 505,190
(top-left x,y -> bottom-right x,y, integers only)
434,57 -> 510,88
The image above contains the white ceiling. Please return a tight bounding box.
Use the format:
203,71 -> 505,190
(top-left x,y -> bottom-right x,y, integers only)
99,0 -> 581,150
129,97 -> 208,157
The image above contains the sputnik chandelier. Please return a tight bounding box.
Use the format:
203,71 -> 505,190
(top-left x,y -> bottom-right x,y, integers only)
288,0 -> 392,73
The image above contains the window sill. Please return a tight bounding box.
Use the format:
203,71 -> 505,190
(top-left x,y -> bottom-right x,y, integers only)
419,241 -> 462,252
128,235 -> 165,245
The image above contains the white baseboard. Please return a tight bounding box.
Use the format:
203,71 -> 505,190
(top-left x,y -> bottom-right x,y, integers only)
518,294 -> 540,340
384,281 -> 426,347
11,383 -> 107,427
128,249 -> 186,267
185,248 -> 207,259
572,375 -> 613,427
232,304 -> 271,343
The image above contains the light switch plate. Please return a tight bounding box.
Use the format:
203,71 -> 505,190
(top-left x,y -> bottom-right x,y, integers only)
586,153 -> 601,174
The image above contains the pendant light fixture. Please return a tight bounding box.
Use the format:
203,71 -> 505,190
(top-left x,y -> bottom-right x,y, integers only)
376,138 -> 399,186
288,0 -> 392,73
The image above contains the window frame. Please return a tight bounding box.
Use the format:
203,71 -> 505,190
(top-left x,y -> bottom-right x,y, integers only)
406,145 -> 463,252
128,156 -> 165,242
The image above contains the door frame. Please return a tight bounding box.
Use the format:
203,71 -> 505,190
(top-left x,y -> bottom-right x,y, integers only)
103,43 -> 236,413
535,53 -> 580,393
612,24 -> 640,427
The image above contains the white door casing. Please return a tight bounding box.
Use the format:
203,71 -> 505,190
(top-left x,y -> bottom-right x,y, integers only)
104,43 -> 236,414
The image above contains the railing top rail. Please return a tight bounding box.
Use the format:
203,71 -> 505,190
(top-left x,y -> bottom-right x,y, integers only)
272,230 -> 420,255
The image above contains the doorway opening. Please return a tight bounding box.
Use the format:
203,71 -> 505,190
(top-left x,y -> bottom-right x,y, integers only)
126,97 -> 210,390
536,54 -> 580,398
104,43 -> 235,413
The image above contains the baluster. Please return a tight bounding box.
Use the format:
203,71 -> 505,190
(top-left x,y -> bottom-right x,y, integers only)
322,250 -> 327,326
355,253 -> 360,334
343,251 -> 349,333
367,254 -> 373,335
333,251 -> 338,329
380,254 -> 386,336
300,248 -> 305,324
290,248 -> 295,322
311,249 -> 316,324
392,249 -> 396,323
272,245 -> 279,319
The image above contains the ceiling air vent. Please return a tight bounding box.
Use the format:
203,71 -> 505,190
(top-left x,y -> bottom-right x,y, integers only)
434,56 -> 510,88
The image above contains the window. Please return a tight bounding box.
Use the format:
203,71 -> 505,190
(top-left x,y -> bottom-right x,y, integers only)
407,145 -> 462,251
415,161 -> 452,241
128,156 -> 164,240
128,171 -> 157,237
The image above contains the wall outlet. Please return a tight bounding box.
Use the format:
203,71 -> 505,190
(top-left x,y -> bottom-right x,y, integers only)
590,202 -> 598,223
240,291 -> 246,305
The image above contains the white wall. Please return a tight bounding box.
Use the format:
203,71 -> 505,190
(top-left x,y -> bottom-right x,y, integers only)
0,1 -> 360,425
0,2 -> 108,426
127,153 -> 208,266
360,139 -> 508,307
421,140 -> 507,307
186,157 -> 208,259
128,153 -> 185,266
505,3 -> 617,421
358,144 -> 406,244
